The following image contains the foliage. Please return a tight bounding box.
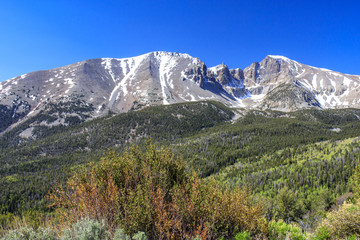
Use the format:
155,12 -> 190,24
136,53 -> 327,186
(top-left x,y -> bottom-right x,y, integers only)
113,229 -> 131,240
315,200 -> 360,239
1,102 -> 360,236
0,212 -> 14,229
234,231 -> 252,240
346,235 -> 358,240
214,136 -> 360,227
275,187 -> 305,223
0,227 -> 56,240
313,226 -> 331,240
48,143 -> 267,239
349,164 -> 360,199
131,231 -> 148,240
0,101 -> 233,215
268,220 -> 306,240
0,218 -> 149,240
62,218 -> 109,240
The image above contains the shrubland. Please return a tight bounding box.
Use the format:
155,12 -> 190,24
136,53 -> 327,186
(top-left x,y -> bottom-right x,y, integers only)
2,143 -> 267,239
48,143 -> 267,239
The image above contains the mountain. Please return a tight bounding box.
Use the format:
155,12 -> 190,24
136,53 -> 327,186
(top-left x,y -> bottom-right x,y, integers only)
1,51 -> 360,135
2,51 -> 360,234
242,55 -> 360,110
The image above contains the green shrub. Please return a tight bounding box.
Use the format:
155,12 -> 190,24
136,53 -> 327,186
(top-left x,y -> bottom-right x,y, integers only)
316,201 -> 360,239
347,235 -> 357,240
234,231 -> 252,240
112,229 -> 149,240
1,227 -> 56,240
131,231 -> 147,240
1,222 -> 150,240
61,218 -> 109,240
313,226 -> 331,240
268,220 -> 306,240
113,229 -> 131,240
0,213 -> 15,229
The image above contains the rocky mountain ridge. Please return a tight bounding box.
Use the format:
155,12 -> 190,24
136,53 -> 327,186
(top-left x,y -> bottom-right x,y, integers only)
1,51 -> 360,135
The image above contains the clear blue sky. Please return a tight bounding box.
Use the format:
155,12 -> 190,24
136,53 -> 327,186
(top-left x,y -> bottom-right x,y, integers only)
1,0 -> 359,81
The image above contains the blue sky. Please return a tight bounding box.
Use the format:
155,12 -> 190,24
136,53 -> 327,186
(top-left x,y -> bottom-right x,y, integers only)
1,0 -> 359,81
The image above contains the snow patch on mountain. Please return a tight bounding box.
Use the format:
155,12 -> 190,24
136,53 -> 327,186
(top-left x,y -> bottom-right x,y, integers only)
154,52 -> 179,104
208,64 -> 224,73
108,54 -> 147,109
267,55 -> 292,62
102,58 -> 117,83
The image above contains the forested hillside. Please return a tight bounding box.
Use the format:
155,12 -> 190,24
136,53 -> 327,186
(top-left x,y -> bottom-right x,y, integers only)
0,101 -> 234,214
1,101 -> 360,239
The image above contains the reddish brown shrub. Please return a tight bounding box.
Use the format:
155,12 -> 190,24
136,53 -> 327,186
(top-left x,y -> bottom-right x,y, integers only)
48,143 -> 268,239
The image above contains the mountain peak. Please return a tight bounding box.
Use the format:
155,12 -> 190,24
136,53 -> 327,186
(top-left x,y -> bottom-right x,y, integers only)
266,55 -> 291,61
208,62 -> 229,73
265,55 -> 301,65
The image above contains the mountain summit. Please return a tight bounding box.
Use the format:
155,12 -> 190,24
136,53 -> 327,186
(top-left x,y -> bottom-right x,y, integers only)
1,51 -> 360,134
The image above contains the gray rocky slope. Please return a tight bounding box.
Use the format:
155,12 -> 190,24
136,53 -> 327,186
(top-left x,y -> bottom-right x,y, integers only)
1,51 -> 360,135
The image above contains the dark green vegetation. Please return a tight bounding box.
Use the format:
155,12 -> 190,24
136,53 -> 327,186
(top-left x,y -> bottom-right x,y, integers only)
0,101 -> 234,214
0,102 -> 31,133
1,100 -> 360,238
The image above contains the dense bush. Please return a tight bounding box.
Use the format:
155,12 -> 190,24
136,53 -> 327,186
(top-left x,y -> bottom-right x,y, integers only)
234,231 -> 252,240
268,220 -> 306,240
313,226 -> 331,240
62,218 -> 109,240
1,227 -> 56,240
310,161 -> 360,240
48,143 -> 267,239
315,201 -> 360,239
0,218 -> 149,240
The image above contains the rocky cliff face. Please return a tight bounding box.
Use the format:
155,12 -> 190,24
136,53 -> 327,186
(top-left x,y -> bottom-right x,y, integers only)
242,55 -> 360,111
1,52 -> 360,135
208,63 -> 248,99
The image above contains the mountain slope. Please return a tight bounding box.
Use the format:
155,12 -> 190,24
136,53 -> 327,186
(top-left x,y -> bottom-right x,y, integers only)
1,102 -> 360,214
0,52 -> 246,134
242,55 -> 360,110
0,101 -> 235,213
1,52 -> 360,135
